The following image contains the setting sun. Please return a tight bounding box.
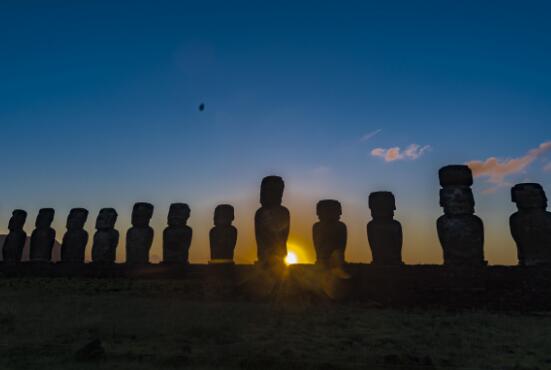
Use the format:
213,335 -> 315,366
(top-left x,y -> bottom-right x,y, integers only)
284,251 -> 298,265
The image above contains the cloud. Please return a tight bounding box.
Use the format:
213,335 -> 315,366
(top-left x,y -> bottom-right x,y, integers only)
544,162 -> 551,172
481,187 -> 500,195
371,144 -> 431,162
404,144 -> 431,160
360,129 -> 382,142
467,141 -> 551,184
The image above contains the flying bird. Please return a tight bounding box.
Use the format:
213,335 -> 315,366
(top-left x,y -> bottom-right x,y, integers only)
198,103 -> 205,111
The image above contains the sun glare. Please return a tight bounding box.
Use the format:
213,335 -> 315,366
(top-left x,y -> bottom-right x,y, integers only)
285,251 -> 298,265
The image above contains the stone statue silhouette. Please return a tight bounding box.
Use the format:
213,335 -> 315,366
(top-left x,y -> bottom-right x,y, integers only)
163,203 -> 192,263
91,208 -> 119,263
510,183 -> 551,266
313,200 -> 347,268
367,191 -> 403,265
61,208 -> 89,263
209,204 -> 237,263
2,209 -> 27,263
126,202 -> 154,264
29,208 -> 56,262
255,176 -> 290,266
437,165 -> 485,266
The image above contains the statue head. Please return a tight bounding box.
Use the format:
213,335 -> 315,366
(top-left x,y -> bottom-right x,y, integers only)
35,208 -> 55,228
369,191 -> 396,219
8,209 -> 27,231
96,208 -> 118,230
214,204 -> 234,226
131,202 -> 154,227
316,199 -> 342,222
439,186 -> 475,215
168,203 -> 190,226
66,208 -> 89,230
438,165 -> 473,187
511,183 -> 547,210
260,176 -> 284,207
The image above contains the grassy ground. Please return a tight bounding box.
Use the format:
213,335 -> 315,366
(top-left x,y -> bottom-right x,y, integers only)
0,278 -> 550,369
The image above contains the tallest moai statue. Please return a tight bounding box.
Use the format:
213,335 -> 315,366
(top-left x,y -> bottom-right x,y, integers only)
437,165 -> 485,266
255,176 -> 290,266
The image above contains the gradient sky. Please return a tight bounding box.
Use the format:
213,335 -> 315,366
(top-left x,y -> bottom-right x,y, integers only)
1,1 -> 550,264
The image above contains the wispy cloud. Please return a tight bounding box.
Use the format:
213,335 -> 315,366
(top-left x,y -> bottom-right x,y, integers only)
371,144 -> 431,162
544,162 -> 551,172
467,141 -> 551,185
360,129 -> 382,142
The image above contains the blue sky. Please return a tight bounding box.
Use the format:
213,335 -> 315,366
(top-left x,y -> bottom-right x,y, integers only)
1,1 -> 550,264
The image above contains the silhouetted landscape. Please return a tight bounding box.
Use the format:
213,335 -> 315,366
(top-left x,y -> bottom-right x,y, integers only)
1,173 -> 551,368
2,1 -> 551,369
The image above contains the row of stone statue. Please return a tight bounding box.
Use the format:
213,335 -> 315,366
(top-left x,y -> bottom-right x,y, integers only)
2,166 -> 550,267
436,165 -> 551,266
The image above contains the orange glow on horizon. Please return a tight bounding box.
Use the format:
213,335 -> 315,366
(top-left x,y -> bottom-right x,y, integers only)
285,241 -> 312,264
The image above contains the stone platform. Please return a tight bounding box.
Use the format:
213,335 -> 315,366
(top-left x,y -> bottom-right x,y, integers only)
1,263 -> 550,310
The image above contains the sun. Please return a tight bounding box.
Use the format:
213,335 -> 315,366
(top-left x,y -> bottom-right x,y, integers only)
284,251 -> 298,265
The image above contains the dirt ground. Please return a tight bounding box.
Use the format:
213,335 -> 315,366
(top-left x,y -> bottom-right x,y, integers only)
0,278 -> 550,369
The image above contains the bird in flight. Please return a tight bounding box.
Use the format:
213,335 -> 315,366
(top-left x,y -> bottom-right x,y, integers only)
198,103 -> 205,111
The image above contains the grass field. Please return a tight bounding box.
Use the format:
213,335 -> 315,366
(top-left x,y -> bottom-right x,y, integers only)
0,278 -> 550,370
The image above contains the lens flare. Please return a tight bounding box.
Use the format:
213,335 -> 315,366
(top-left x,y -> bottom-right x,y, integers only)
284,251 -> 298,265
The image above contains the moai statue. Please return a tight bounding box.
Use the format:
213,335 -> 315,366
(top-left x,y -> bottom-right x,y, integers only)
255,176 -> 290,266
29,208 -> 56,262
209,204 -> 237,263
437,165 -> 485,266
313,200 -> 347,268
510,183 -> 551,266
126,202 -> 154,264
2,210 -> 28,263
91,208 -> 119,263
163,203 -> 192,263
61,208 -> 89,263
367,191 -> 403,265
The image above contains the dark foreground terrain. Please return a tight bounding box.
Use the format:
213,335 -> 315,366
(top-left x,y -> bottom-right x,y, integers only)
1,267 -> 551,370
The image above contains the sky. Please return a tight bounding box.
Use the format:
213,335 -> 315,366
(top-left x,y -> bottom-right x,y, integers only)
1,1 -> 550,264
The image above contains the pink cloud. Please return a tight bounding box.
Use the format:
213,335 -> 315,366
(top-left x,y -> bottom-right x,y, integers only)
371,144 -> 430,162
481,187 -> 500,195
544,162 -> 551,172
467,141 -> 551,184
